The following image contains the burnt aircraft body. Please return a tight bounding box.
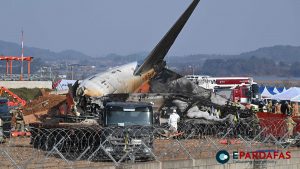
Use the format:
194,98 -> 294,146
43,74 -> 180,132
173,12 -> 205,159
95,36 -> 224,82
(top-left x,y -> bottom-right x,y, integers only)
72,0 -> 229,120
29,1 -> 261,162
75,0 -> 200,97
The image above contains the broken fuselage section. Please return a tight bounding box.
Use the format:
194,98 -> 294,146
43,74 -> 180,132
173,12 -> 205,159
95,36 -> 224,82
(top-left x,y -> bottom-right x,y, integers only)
76,62 -> 156,98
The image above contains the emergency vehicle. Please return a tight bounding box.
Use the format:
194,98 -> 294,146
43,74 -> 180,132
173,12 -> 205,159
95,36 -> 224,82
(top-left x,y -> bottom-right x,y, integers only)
185,75 -> 260,104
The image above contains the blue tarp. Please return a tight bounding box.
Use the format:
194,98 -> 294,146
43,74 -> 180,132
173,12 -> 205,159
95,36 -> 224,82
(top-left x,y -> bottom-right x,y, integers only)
259,86 -> 265,94
261,86 -> 275,98
266,86 -> 276,95
277,87 -> 284,93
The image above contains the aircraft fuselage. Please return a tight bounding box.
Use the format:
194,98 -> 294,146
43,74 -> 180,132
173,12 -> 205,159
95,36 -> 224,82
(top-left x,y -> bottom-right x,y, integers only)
75,0 -> 200,99
76,62 -> 155,97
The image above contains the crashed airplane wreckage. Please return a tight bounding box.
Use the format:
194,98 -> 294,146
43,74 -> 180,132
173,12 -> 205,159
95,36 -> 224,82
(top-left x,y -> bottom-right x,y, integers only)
67,0 -> 257,125
70,0 -> 243,123
32,0 -> 257,135
29,1 -> 260,161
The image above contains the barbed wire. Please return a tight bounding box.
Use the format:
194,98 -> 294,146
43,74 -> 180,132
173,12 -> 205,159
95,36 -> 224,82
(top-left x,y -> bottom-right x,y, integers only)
0,118 -> 300,168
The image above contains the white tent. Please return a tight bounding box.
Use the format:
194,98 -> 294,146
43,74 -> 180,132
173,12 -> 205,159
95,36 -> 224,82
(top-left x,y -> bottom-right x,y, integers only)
55,80 -> 77,91
261,87 -> 274,98
291,95 -> 300,102
271,87 -> 300,101
282,87 -> 287,92
273,87 -> 280,94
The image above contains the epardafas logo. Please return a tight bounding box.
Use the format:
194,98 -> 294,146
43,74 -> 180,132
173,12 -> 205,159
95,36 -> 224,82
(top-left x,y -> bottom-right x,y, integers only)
216,150 -> 230,164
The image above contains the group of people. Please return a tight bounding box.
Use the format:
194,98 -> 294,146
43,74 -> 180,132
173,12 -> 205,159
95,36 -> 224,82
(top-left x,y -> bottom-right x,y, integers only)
254,99 -> 299,138
262,100 -> 299,116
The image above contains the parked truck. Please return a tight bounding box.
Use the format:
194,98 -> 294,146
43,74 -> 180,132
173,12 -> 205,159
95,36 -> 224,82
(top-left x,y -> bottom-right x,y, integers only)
30,101 -> 155,161
185,75 -> 261,104
100,101 -> 155,161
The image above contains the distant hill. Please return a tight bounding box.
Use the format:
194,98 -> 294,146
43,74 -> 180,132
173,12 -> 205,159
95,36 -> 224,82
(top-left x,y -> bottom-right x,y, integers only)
239,45 -> 300,63
198,47 -> 300,77
104,52 -> 147,64
0,40 -> 92,61
169,45 -> 300,66
168,45 -> 300,77
0,39 -> 300,77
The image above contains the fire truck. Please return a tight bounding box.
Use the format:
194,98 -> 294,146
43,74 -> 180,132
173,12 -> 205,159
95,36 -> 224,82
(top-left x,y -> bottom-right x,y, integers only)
185,75 -> 260,104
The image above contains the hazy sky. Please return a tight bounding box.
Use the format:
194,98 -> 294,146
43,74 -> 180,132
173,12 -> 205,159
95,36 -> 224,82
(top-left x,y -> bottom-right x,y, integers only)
1,0 -> 300,57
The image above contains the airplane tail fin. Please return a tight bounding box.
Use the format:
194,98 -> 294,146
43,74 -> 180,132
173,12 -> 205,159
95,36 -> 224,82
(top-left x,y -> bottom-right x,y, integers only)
134,0 -> 200,75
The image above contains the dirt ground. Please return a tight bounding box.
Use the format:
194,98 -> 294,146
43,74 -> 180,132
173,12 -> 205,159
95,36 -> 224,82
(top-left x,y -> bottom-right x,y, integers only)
0,137 -> 113,169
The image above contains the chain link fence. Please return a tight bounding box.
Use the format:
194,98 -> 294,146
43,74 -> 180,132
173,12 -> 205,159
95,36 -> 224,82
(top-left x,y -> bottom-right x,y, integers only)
1,117 -> 300,169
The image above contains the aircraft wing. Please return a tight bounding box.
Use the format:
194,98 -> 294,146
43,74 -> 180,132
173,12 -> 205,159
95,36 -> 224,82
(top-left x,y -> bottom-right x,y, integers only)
134,0 -> 200,75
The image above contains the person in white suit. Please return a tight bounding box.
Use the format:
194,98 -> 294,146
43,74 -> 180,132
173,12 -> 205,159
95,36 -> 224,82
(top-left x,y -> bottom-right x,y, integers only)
168,109 -> 180,133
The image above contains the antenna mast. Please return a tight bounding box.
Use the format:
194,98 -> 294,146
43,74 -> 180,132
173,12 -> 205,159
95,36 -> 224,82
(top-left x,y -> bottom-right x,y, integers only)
20,29 -> 24,80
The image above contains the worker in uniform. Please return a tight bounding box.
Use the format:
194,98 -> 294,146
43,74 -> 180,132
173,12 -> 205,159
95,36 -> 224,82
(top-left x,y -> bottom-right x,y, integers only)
250,105 -> 256,113
298,102 -> 300,116
0,117 -> 3,142
287,101 -> 292,116
280,102 -> 287,114
15,108 -> 24,132
274,102 -> 280,114
275,102 -> 282,114
286,115 -> 296,138
281,101 -> 288,115
267,100 -> 272,113
236,105 -> 241,119
258,101 -> 264,112
168,109 -> 180,135
10,108 -> 17,131
292,102 -> 299,116
272,101 -> 276,113
232,100 -> 237,108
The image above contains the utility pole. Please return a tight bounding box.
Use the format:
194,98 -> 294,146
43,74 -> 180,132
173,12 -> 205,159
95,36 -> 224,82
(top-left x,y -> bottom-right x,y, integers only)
20,29 -> 24,81
189,65 -> 194,75
71,65 -> 74,80
49,67 -> 52,80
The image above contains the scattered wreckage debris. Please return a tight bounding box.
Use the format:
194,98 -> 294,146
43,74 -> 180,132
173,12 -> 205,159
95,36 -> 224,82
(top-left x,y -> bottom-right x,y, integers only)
23,94 -> 66,115
73,68 -> 229,118
22,94 -> 67,124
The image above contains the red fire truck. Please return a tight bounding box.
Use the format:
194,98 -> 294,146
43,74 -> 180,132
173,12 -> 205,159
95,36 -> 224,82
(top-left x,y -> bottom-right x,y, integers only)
185,75 -> 260,104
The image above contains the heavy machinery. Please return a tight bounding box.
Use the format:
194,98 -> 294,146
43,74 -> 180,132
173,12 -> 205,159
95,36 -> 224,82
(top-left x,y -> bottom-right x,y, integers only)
0,86 -> 26,107
100,102 -> 155,160
0,86 -> 30,137
30,101 -> 155,161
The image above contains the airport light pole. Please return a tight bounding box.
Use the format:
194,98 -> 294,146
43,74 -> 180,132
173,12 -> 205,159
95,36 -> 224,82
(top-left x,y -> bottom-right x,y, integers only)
20,30 -> 24,81
189,65 -> 194,75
